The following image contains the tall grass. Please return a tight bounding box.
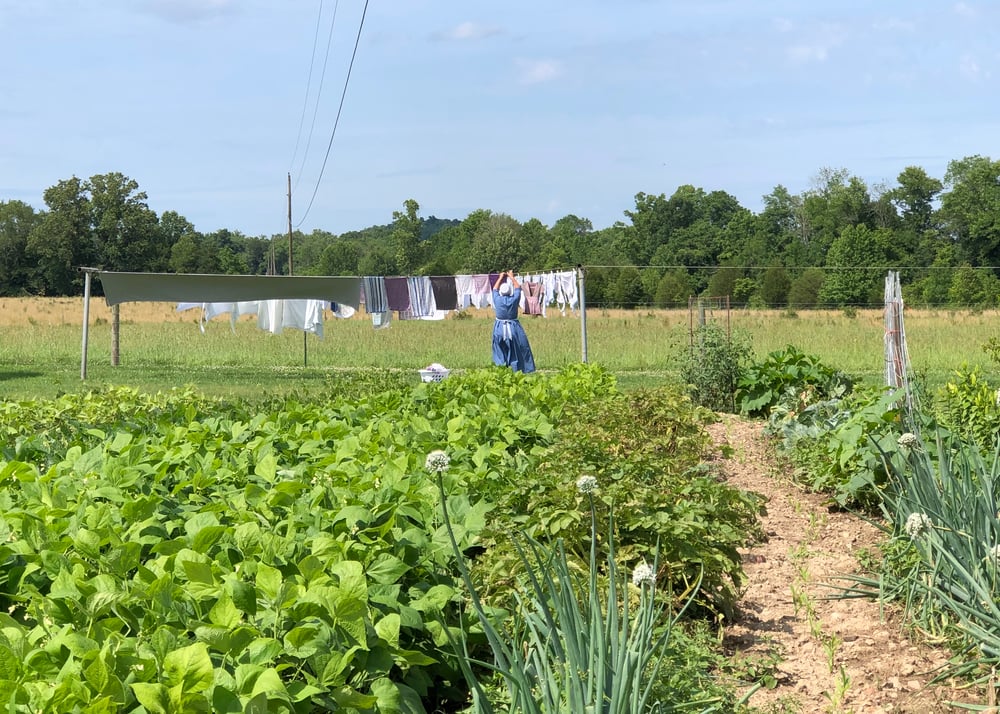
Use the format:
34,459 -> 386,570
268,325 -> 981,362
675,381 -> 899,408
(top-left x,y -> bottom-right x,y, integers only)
1,301 -> 999,398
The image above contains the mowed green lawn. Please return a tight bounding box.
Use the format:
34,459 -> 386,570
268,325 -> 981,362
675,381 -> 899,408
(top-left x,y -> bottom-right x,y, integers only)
1,300 -> 999,399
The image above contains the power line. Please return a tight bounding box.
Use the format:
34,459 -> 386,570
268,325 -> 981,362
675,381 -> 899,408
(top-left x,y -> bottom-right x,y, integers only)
287,0 -> 326,175
295,0 -> 370,229
291,0 -> 343,193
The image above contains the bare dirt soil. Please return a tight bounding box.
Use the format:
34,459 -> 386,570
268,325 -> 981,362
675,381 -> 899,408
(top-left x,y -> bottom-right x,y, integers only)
708,414 -> 992,713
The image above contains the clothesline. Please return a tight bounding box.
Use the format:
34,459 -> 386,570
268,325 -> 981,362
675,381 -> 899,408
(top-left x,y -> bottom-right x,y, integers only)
171,270 -> 580,336
77,268 -> 589,379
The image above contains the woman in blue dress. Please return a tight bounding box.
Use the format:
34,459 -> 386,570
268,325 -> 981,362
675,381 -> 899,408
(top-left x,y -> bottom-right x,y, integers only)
491,270 -> 536,373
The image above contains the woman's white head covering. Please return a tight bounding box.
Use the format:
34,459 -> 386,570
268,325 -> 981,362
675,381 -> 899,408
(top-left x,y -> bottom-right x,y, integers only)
499,281 -> 513,296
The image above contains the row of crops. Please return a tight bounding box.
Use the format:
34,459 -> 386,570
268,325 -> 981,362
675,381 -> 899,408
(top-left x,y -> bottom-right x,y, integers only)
740,345 -> 1000,701
0,365 -> 765,712
2,343 -> 999,712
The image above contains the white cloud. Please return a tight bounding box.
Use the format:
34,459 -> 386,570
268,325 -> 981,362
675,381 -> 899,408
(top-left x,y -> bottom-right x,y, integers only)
785,24 -> 846,64
872,17 -> 916,32
772,17 -> 794,33
138,0 -> 237,24
515,58 -> 564,85
959,52 -> 989,80
787,44 -> 829,62
954,2 -> 977,18
436,21 -> 502,42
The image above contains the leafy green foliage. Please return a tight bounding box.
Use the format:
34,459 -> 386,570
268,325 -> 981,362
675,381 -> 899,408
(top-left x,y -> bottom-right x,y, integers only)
737,346 -> 852,417
0,362 -> 758,711
934,365 -> 1000,449
486,384 -> 763,620
679,324 -> 753,413
766,385 -> 904,510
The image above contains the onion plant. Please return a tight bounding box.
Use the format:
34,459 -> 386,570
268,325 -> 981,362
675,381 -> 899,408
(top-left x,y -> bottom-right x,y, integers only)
431,452 -> 724,713
877,430 -> 1000,682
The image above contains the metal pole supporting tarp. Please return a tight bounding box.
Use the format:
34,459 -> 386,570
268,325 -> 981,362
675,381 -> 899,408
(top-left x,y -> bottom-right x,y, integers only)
81,269 -> 92,380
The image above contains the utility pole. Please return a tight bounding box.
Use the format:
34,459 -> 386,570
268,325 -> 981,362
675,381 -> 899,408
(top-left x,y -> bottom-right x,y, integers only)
287,172 -> 307,366
287,172 -> 294,275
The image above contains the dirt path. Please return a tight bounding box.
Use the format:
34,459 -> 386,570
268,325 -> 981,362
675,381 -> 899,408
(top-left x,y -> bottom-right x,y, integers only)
708,414 -> 986,713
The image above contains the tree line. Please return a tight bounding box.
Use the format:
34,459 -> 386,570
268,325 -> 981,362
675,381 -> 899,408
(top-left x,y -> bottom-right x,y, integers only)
3,155 -> 1000,308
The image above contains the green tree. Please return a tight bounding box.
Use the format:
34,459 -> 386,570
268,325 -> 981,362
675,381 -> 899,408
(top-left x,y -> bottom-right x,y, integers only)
759,265 -> 791,307
550,215 -> 593,264
818,225 -> 889,307
89,172 -> 164,272
911,244 -> 958,306
606,267 -> 646,308
787,268 -> 825,308
462,212 -> 526,273
26,176 -> 94,294
706,266 -> 742,300
654,268 -> 693,307
392,199 -> 422,274
889,166 -> 942,235
948,264 -> 1000,307
317,240 -> 362,276
939,155 -> 1000,269
0,200 -> 41,295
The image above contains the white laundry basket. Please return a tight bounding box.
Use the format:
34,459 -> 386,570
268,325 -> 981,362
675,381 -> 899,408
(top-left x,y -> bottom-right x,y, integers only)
418,364 -> 450,382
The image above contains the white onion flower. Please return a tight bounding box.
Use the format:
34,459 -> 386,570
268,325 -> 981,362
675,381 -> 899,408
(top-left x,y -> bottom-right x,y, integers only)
576,475 -> 598,495
897,433 -> 919,450
632,562 -> 656,588
904,512 -> 933,540
425,450 -> 450,473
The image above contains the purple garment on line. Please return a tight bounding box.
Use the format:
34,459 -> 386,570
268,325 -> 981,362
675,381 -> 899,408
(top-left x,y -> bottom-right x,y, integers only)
384,277 -> 411,311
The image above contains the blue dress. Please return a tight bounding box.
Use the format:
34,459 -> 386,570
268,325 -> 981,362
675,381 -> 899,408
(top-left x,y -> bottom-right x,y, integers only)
492,288 -> 536,373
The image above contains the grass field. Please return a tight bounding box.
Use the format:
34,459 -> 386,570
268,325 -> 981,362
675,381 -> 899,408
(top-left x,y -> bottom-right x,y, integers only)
1,297 -> 999,399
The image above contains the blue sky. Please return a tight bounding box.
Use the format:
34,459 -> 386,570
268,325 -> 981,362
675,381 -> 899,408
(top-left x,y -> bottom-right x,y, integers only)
2,1 -> 997,237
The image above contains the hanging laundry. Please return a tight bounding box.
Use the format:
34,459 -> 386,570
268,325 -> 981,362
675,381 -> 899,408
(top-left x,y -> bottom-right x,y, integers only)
384,277 -> 411,311
454,274 -> 476,310
522,281 -> 544,316
329,302 -> 356,319
471,274 -> 492,308
372,310 -> 392,329
400,276 -> 437,319
362,276 -> 388,314
429,275 -> 458,310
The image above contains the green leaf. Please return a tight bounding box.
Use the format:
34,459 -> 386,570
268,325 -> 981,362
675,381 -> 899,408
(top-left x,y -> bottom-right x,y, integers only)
209,590 -> 242,628
107,431 -> 133,454
229,578 -> 257,617
255,563 -> 282,601
0,645 -> 22,680
181,558 -> 215,586
374,613 -> 400,648
131,683 -> 170,714
284,624 -> 322,658
50,567 -> 83,600
83,653 -> 110,693
192,526 -> 227,554
162,641 -> 214,694
366,554 -> 409,584
210,685 -> 242,714
254,454 -> 278,482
